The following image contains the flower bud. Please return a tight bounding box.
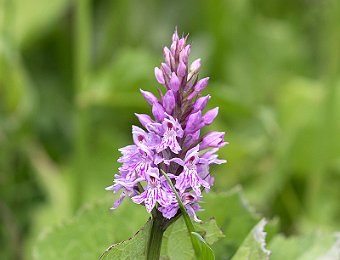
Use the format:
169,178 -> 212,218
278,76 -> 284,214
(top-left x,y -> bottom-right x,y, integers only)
163,47 -> 171,65
135,113 -> 153,128
190,59 -> 201,74
162,90 -> 176,114
185,111 -> 203,133
202,107 -> 219,125
187,130 -> 201,143
169,72 -> 180,92
154,67 -> 165,84
177,61 -> 187,77
152,102 -> 166,122
194,77 -> 209,92
170,40 -> 177,54
187,77 -> 209,100
200,131 -> 227,150
161,62 -> 171,75
179,49 -> 188,65
178,37 -> 186,51
180,45 -> 191,64
140,89 -> 158,105
193,95 -> 210,113
172,29 -> 179,42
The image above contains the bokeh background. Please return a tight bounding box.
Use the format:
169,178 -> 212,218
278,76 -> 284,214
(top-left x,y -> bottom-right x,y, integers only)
1,0 -> 339,259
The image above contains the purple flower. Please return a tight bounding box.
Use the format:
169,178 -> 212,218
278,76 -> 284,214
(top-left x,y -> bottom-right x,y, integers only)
182,193 -> 202,223
107,29 -> 227,222
118,144 -> 157,180
148,114 -> 184,154
170,145 -> 210,196
131,168 -> 171,213
106,176 -> 142,209
159,192 -> 202,222
201,148 -> 227,165
200,131 -> 228,150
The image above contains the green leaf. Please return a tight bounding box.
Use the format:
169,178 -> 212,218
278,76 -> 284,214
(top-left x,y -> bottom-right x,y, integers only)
100,220 -> 151,259
33,197 -> 224,260
191,232 -> 215,260
231,219 -> 271,260
160,217 -> 224,260
102,217 -> 223,260
79,48 -> 156,109
193,218 -> 225,246
160,169 -> 227,259
199,187 -> 260,259
0,38 -> 34,120
3,0 -> 69,46
33,197 -> 148,259
269,232 -> 340,260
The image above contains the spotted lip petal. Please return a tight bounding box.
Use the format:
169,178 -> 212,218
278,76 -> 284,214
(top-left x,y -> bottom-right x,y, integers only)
155,114 -> 184,154
131,175 -> 171,213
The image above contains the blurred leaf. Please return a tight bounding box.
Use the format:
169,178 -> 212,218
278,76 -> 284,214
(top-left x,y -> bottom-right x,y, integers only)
24,142 -> 73,256
33,197 -> 148,259
0,38 -> 34,121
79,48 -> 156,109
269,232 -> 340,260
199,187 -> 260,259
100,220 -> 151,260
232,219 -> 271,260
6,0 -> 69,47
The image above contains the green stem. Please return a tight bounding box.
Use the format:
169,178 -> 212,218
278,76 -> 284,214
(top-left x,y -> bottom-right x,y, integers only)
147,214 -> 165,260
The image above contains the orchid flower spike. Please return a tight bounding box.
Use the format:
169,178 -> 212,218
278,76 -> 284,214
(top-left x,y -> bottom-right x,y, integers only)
106,29 -> 228,222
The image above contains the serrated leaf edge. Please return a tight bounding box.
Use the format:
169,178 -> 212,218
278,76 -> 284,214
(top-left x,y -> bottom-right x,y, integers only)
253,218 -> 271,257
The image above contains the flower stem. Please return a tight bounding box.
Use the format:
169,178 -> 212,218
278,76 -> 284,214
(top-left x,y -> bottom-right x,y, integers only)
147,213 -> 165,260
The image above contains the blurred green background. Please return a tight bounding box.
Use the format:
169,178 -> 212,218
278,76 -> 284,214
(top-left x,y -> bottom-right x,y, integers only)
0,0 -> 339,259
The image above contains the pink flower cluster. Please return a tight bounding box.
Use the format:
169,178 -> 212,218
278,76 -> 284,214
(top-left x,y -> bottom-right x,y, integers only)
106,30 -> 228,222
